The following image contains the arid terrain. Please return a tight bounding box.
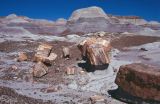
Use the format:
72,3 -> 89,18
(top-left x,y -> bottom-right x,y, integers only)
0,7 -> 160,104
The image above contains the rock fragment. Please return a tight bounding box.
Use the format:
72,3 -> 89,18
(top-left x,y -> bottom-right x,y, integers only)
40,86 -> 62,93
11,65 -> 18,71
33,44 -> 57,64
33,44 -> 52,62
17,52 -> 28,62
62,46 -> 70,59
66,67 -> 75,75
32,62 -> 48,78
90,95 -> 105,103
37,43 -> 52,57
115,63 -> 160,101
44,53 -> 57,64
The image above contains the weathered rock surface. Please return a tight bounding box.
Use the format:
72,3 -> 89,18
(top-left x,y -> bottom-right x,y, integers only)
66,6 -> 148,34
1,7 -> 160,36
87,44 -> 110,65
32,62 -> 48,77
55,18 -> 67,25
69,6 -> 110,22
36,44 -> 52,57
115,63 -> 160,101
113,15 -> 148,25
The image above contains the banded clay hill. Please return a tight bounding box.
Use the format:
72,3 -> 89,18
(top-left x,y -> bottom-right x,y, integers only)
0,6 -> 160,104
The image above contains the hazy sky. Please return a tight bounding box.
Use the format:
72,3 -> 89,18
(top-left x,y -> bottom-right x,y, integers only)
0,0 -> 159,21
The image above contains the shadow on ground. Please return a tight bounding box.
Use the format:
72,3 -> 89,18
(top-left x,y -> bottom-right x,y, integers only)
78,61 -> 109,72
108,87 -> 160,104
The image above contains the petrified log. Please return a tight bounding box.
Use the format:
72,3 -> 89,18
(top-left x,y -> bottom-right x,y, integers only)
44,53 -> 57,64
34,44 -> 52,62
33,44 -> 57,64
78,37 -> 111,58
115,63 -> 160,101
78,37 -> 111,70
36,43 -> 52,57
87,44 -> 110,65
78,38 -> 97,58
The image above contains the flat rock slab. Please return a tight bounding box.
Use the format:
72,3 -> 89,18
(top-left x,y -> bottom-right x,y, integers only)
115,63 -> 160,101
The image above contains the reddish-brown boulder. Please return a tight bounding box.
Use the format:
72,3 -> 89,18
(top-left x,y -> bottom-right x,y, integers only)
115,63 -> 160,101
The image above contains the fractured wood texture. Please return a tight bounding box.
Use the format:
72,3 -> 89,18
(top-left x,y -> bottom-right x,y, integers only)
115,63 -> 160,101
78,37 -> 111,70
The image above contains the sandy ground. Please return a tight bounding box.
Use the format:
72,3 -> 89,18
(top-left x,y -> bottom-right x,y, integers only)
0,33 -> 160,104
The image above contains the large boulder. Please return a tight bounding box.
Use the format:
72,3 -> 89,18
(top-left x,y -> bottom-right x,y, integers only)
115,63 -> 160,101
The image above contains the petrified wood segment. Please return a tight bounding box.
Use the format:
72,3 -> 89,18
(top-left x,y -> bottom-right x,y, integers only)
115,63 -> 160,101
32,62 -> 48,78
78,37 -> 111,70
87,44 -> 110,65
33,44 -> 57,64
78,38 -> 111,58
36,43 -> 52,57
